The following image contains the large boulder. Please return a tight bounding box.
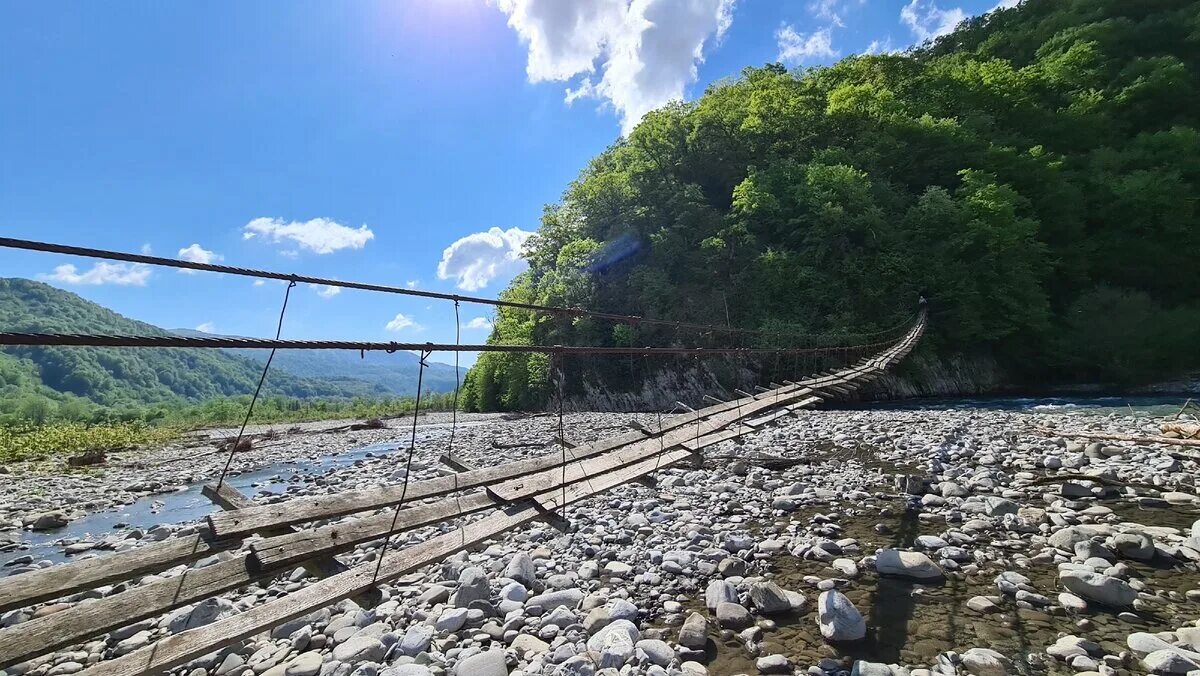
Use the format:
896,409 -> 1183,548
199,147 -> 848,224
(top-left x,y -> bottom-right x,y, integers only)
586,619 -> 641,652
705,579 -> 738,611
748,581 -> 792,614
961,648 -> 1011,676
504,552 -> 537,588
715,602 -> 751,630
454,649 -> 508,676
451,566 -> 490,607
677,612 -> 708,650
817,591 -> 866,642
525,588 -> 584,612
1058,569 -> 1137,607
874,549 -> 943,580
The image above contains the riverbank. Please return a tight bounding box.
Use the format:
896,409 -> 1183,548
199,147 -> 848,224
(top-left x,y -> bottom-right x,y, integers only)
2,403 -> 1200,676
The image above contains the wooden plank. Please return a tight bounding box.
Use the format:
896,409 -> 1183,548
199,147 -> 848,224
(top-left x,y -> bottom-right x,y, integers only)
80,447 -> 699,676
0,530 -> 236,616
203,483 -> 386,609
10,314 -> 930,673
208,385 -> 794,538
0,490 -> 492,669
250,492 -> 497,570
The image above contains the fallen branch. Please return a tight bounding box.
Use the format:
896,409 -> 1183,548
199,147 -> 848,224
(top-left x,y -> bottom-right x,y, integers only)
1025,472 -> 1155,490
1034,428 -> 1200,460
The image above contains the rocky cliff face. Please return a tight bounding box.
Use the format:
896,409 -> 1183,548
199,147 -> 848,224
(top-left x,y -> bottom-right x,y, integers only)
561,350 -> 1009,412
864,352 -> 1007,400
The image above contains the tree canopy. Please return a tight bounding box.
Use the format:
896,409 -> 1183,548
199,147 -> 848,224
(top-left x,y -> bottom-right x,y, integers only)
463,0 -> 1200,410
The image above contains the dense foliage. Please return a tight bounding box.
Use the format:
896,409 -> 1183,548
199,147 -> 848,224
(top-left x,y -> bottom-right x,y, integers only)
0,279 -> 455,423
463,0 -> 1200,410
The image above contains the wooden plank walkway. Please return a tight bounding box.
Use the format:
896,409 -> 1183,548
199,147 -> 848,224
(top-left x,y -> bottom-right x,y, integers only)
0,311 -> 925,675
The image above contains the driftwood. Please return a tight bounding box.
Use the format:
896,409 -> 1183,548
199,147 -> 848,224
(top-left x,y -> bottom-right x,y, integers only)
1035,428 -> 1200,461
1039,428 -> 1200,449
67,449 -> 108,467
490,439 -> 552,450
1025,472 -> 1155,490
707,453 -> 805,470
1162,421 -> 1200,439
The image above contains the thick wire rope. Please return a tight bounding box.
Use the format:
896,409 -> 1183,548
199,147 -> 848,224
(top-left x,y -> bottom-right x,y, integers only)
371,350 -> 429,583
215,280 -> 297,490
449,301 -> 464,546
0,236 -> 915,345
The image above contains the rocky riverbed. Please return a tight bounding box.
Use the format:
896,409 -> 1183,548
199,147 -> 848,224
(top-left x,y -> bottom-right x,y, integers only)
3,405 -> 1200,676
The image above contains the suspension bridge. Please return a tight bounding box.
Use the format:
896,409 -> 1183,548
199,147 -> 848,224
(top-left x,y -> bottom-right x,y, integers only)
0,237 -> 926,676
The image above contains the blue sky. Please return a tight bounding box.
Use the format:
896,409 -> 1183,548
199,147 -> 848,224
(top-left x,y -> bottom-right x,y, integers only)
0,0 -> 1007,367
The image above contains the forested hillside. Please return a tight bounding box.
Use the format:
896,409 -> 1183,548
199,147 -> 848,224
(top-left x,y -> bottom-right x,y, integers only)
0,279 -> 387,421
221,344 -> 460,397
464,0 -> 1200,411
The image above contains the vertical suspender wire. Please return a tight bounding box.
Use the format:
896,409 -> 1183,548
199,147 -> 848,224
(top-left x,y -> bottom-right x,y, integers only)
449,301 -> 464,546
372,348 -> 429,583
555,350 -> 567,520
216,279 -> 297,490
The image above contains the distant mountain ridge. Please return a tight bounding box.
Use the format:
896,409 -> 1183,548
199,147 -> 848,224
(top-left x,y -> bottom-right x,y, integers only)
173,328 -> 461,396
0,278 -> 456,412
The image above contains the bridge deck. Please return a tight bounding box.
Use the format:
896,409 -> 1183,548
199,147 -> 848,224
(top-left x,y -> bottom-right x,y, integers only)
0,314 -> 925,676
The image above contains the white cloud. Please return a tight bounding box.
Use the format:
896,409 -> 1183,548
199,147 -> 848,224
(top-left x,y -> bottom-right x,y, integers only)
406,280 -> 419,289
313,284 -> 341,298
176,243 -> 223,274
437,227 -> 534,291
140,243 -> 153,255
40,262 -> 150,286
462,317 -> 492,330
900,0 -> 966,42
808,0 -> 863,26
776,24 -> 839,64
863,38 -> 898,55
496,0 -> 735,135
195,322 -> 216,333
242,217 -> 375,255
385,313 -> 421,332
992,0 -> 1019,9
253,279 -> 266,287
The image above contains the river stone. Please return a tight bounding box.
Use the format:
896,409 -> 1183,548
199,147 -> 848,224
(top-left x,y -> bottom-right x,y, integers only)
1128,632 -> 1176,656
678,612 -> 708,649
397,625 -> 434,656
637,639 -> 674,666
817,590 -> 866,642
1111,532 -> 1155,561
1049,527 -> 1093,551
715,602 -> 751,629
1142,648 -> 1200,674
28,512 -> 68,530
380,667 -> 433,676
586,619 -> 640,652
283,652 -> 323,676
167,598 -> 236,634
509,633 -> 549,655
705,579 -> 738,611
504,552 -> 536,588
454,648 -> 508,676
526,588 -> 583,612
452,566 -> 490,607
436,607 -> 468,632
757,654 -> 791,674
1058,569 -> 1137,607
875,549 -> 944,580
332,636 -> 386,664
961,648 -> 1011,676
749,581 -> 792,614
